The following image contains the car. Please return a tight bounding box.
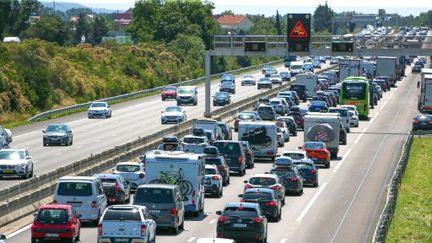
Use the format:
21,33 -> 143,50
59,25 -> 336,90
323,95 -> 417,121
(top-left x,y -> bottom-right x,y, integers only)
0,125 -> 12,144
221,73 -> 235,83
216,202 -> 268,243
328,107 -> 351,132
412,114 -> 432,131
300,142 -> 331,168
280,71 -> 291,81
204,164 -> 223,198
277,116 -> 298,136
257,77 -> 272,89
177,86 -> 198,106
412,64 -> 423,73
257,104 -> 276,121
233,112 -> 259,132
240,141 -> 255,169
0,149 -> 34,179
254,96 -> 271,110
270,74 -> 282,85
0,235 -> 5,243
349,110 -> 359,127
276,130 -> 285,147
156,135 -> 184,151
93,174 -> 131,205
133,184 -> 185,234
204,147 -> 231,186
213,91 -> 231,106
312,59 -> 321,68
182,135 -> 209,154
288,91 -> 300,105
373,79 -> 388,92
97,205 -> 157,242
88,101 -> 112,119
213,141 -> 247,176
218,121 -> 233,140
303,62 -> 314,72
276,121 -> 290,142
42,124 -> 73,146
265,68 -> 277,77
0,136 -> 8,150
290,84 -> 307,102
31,204 -> 81,243
277,92 -> 295,107
330,57 -> 339,64
293,160 -> 319,187
241,75 -> 256,86
161,85 -> 177,100
269,98 -> 288,115
325,92 -> 338,107
288,111 -> 305,130
308,100 -> 328,112
269,162 -> 304,195
239,188 -> 282,221
161,106 -> 187,124
219,81 -> 236,94
205,130 -> 216,145
280,150 -> 311,163
112,162 -> 146,191
339,123 -> 347,145
376,76 -> 391,91
244,174 -> 285,204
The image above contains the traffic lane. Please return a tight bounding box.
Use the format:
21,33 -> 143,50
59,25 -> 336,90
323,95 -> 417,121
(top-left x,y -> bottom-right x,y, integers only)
283,69 -> 419,243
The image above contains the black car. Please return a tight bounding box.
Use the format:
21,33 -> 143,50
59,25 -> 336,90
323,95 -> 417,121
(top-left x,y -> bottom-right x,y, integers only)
213,92 -> 231,106
339,123 -> 347,145
42,124 -> 73,146
204,147 -> 231,186
94,174 -> 130,204
269,163 -> 304,195
240,141 -> 255,169
239,188 -> 282,221
373,80 -> 388,93
219,81 -> 236,94
412,64 -> 423,73
293,161 -> 319,187
213,141 -> 247,176
277,116 -> 298,136
216,202 -> 268,243
218,121 -> 233,140
290,84 -> 307,102
412,114 -> 432,131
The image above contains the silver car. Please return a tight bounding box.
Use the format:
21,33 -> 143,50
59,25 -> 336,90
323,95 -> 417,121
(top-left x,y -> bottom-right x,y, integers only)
270,74 -> 282,85
0,125 -> 12,144
113,162 -> 146,191
182,135 -> 209,154
241,75 -> 256,86
0,149 -> 34,179
161,106 -> 187,124
88,102 -> 112,119
43,124 -> 73,146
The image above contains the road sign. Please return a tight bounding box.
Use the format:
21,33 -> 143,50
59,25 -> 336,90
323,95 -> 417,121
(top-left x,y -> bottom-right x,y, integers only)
244,42 -> 266,52
332,41 -> 354,52
287,14 -> 311,42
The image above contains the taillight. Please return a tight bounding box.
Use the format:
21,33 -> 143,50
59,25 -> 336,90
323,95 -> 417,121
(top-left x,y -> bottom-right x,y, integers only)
238,156 -> 244,164
217,165 -> 225,170
141,224 -> 147,236
320,151 -> 327,155
139,173 -> 145,178
244,184 -> 253,189
246,151 -> 252,156
413,120 -> 420,124
240,199 -> 246,202
291,177 -> 299,182
98,224 -> 102,236
270,185 -> 281,191
115,183 -> 122,192
212,175 -> 219,180
218,216 -> 228,222
265,201 -> 277,207
170,208 -> 177,216
91,201 -> 97,208
310,169 -> 317,174
266,151 -> 274,156
252,217 -> 263,223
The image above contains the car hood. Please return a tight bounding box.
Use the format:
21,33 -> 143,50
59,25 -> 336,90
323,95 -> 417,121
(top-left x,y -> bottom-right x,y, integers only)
45,132 -> 67,136
88,107 -> 107,111
162,112 -> 184,116
0,159 -> 26,165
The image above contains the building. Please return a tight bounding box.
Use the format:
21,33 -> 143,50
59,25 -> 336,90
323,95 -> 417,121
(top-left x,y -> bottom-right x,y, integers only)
214,15 -> 253,33
115,8 -> 133,30
351,14 -> 379,26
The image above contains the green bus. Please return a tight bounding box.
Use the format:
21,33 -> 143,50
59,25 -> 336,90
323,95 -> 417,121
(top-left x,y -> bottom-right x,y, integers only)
340,76 -> 370,120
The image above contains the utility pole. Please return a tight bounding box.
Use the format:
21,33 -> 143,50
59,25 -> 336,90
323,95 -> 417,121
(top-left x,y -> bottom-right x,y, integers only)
53,1 -> 56,15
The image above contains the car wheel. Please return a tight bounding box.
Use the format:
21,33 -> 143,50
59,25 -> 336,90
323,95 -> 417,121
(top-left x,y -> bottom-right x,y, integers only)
29,165 -> 34,178
325,162 -> 330,168
172,225 -> 179,235
297,189 -> 303,196
218,188 -> 223,198
213,102 -> 216,106
177,102 -> 181,106
93,211 -> 100,226
313,182 -> 319,188
179,219 -> 185,230
31,238 -> 37,243
342,140 -> 347,145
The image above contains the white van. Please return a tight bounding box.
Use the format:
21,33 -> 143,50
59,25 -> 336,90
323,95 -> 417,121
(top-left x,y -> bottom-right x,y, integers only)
238,121 -> 278,161
54,176 -> 107,223
3,37 -> 21,43
294,73 -> 319,98
290,61 -> 304,77
144,151 -> 205,216
304,113 -> 340,159
328,107 -> 351,132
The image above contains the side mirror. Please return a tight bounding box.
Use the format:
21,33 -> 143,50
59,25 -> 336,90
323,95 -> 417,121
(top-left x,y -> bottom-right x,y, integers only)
216,210 -> 222,215
298,146 -> 302,149
77,214 -> 82,219
417,81 -> 420,88
0,234 -> 6,240
161,110 -> 164,113
42,130 -> 46,133
264,172 -> 269,174
238,194 -> 244,198
243,180 -> 248,183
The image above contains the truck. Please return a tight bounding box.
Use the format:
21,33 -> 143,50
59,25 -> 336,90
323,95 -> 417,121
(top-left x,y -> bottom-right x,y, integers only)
339,59 -> 361,82
418,68 -> 432,113
238,121 -> 278,161
193,119 -> 221,140
294,73 -> 318,98
376,56 -> 399,87
361,61 -> 376,79
290,60 -> 304,77
144,151 -> 205,216
322,70 -> 338,85
304,113 -> 340,159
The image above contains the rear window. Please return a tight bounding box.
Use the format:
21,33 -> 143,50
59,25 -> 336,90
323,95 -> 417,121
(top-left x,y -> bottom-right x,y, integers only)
102,208 -> 141,221
134,188 -> 173,204
213,142 -> 241,157
271,169 -> 296,178
116,164 -> 140,172
294,163 -> 314,170
223,207 -> 258,217
243,192 -> 274,200
205,168 -> 218,174
57,182 -> 93,197
283,153 -> 305,160
205,158 -> 222,165
36,209 -> 69,224
249,177 -> 276,186
304,143 -> 324,149
330,109 -> 348,117
183,137 -> 205,144
100,178 -> 117,184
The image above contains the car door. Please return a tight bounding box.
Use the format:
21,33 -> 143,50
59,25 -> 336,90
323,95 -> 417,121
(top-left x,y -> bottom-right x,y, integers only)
95,181 -> 107,213
141,208 -> 156,241
175,188 -> 185,223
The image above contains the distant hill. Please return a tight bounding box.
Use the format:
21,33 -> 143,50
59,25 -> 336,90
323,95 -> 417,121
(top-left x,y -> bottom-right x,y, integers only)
41,1 -> 117,13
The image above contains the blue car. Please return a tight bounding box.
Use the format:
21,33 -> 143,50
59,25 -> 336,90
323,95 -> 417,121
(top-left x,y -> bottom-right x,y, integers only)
293,160 -> 319,187
308,101 -> 328,112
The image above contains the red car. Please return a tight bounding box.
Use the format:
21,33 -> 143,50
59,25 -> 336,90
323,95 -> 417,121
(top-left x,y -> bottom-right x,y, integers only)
31,204 -> 81,243
300,142 -> 330,168
161,86 -> 177,100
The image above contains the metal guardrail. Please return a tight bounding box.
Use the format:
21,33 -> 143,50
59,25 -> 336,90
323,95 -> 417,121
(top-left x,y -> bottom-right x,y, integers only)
372,132 -> 414,242
28,59 -> 283,121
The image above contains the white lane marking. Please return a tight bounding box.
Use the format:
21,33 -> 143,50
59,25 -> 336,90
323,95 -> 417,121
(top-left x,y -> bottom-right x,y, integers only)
33,160 -> 39,164
279,239 -> 288,243
388,92 -> 394,100
209,219 -> 216,224
112,134 -> 117,137
95,139 -> 102,143
296,182 -> 328,222
354,127 -> 368,145
332,149 -> 352,174
187,237 -> 196,242
14,131 -> 38,139
381,100 -> 388,110
6,223 -> 32,239
55,152 -> 62,156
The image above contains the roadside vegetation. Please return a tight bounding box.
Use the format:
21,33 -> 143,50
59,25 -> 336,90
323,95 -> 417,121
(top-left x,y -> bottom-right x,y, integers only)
386,137 -> 432,242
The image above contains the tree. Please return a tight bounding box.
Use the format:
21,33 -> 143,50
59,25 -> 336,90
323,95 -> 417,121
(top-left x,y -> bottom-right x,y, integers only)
10,0 -> 41,36
74,13 -> 91,43
24,16 -> 67,44
275,10 -> 282,35
91,15 -> 109,44
313,1 -> 334,33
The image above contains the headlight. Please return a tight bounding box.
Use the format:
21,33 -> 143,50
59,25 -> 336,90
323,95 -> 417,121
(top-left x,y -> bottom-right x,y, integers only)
17,163 -> 26,167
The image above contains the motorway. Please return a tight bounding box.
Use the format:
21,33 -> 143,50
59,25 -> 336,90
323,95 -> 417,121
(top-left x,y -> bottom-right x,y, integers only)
4,61 -> 422,242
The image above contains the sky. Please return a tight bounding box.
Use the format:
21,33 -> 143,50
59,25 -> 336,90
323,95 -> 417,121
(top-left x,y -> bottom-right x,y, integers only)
66,0 -> 430,16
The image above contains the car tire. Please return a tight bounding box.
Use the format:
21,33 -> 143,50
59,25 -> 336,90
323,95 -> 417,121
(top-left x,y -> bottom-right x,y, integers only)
29,165 -> 33,178
177,102 -> 181,106
313,182 -> 319,188
172,225 -> 179,235
31,239 -> 37,243
297,189 -> 303,196
93,211 -> 100,226
325,162 -> 330,168
179,219 -> 185,230
218,188 -> 223,198
293,131 -> 297,136
342,140 -> 347,145
213,102 -> 216,106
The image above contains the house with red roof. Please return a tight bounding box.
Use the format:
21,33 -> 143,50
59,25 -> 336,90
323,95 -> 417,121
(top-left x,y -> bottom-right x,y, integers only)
115,8 -> 133,29
214,15 -> 253,33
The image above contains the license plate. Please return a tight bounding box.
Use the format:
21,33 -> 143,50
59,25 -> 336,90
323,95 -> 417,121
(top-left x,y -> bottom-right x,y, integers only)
149,210 -> 160,214
233,223 -> 247,228
311,158 -> 318,161
2,170 -> 13,174
114,239 -> 129,243
45,233 -> 59,237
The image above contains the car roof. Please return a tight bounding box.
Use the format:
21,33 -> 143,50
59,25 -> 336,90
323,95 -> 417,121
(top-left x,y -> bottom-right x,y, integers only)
39,204 -> 72,210
0,148 -> 26,152
244,188 -> 274,194
107,205 -> 146,210
205,164 -> 218,169
196,238 -> 235,243
94,174 -> 120,179
137,184 -> 178,189
58,176 -> 98,182
116,161 -> 141,166
283,150 -> 305,154
224,202 -> 259,209
250,173 -> 278,179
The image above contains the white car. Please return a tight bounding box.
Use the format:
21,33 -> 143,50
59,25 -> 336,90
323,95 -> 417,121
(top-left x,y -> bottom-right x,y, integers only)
241,75 -> 256,86
0,149 -> 34,179
161,106 -> 187,124
280,150 -> 313,163
349,110 -> 359,127
204,164 -> 223,198
277,124 -> 290,142
182,135 -> 209,154
88,102 -> 112,119
0,125 -> 12,144
112,162 -> 146,191
270,74 -> 282,85
276,128 -> 285,147
270,98 -> 289,114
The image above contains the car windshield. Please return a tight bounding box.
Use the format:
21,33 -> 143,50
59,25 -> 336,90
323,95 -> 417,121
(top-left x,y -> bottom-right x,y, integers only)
57,182 -> 93,196
329,109 -> 348,117
249,177 -> 276,186
294,162 -> 314,171
116,164 -> 140,172
270,169 -> 295,178
100,178 -> 117,184
304,142 -> 324,149
205,168 -> 217,175
135,188 -> 173,204
183,137 -> 205,144
270,101 -> 281,105
0,150 -> 25,160
243,75 -> 253,79
270,75 -> 280,78
311,101 -> 326,106
165,107 -> 181,113
46,125 -> 67,132
238,114 -> 255,120
36,209 -> 69,224
90,102 -> 107,108
164,87 -> 176,92
223,207 -> 258,217
178,88 -> 194,94
213,142 -> 241,157
243,192 -> 273,201
283,153 -> 305,160
102,208 -> 141,221
260,78 -> 270,82
215,92 -> 228,97
221,82 -> 233,87
342,82 -> 367,99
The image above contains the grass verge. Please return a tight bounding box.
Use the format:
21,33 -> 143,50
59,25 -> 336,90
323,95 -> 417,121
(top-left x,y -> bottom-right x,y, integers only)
386,137 -> 432,242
